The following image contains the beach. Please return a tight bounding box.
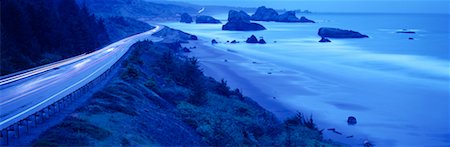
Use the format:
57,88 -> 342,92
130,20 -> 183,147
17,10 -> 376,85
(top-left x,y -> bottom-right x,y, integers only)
169,12 -> 449,146
183,40 -> 368,145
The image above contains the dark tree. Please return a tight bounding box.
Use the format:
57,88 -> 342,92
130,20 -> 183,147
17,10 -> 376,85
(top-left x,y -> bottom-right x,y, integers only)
1,0 -> 111,75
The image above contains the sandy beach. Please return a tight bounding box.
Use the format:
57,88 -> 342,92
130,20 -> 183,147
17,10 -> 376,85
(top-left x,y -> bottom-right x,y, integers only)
184,40 -> 298,118
183,39 -> 368,145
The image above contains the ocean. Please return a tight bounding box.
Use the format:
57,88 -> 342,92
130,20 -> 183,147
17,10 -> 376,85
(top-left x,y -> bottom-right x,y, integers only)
163,13 -> 449,146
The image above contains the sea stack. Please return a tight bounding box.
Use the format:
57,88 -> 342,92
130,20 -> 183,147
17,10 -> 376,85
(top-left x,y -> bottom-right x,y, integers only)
318,27 -> 368,38
222,10 -> 266,31
196,15 -> 221,24
180,13 -> 193,23
251,6 -> 315,23
246,35 -> 259,43
319,37 -> 331,42
276,11 -> 301,22
299,16 -> 315,23
251,6 -> 279,21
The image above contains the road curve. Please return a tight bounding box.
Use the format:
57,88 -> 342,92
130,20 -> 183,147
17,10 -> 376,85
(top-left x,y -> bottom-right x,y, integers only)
0,25 -> 163,130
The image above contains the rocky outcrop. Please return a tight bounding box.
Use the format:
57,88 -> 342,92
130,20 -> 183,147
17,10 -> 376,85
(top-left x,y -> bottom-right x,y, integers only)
222,10 -> 266,31
347,116 -> 357,125
258,38 -> 266,44
180,13 -> 193,23
299,16 -> 315,23
319,37 -> 331,42
211,39 -> 218,44
251,6 -> 315,23
318,27 -> 368,38
396,29 -> 416,34
251,6 -> 279,21
246,35 -> 259,43
246,35 -> 266,44
276,11 -> 300,22
196,15 -> 221,24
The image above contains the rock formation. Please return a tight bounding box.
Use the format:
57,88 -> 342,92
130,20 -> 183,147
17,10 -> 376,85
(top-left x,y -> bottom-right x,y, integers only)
222,10 -> 266,31
319,37 -> 331,42
180,13 -> 193,23
246,35 -> 259,43
251,6 -> 279,21
196,15 -> 221,24
318,27 -> 368,38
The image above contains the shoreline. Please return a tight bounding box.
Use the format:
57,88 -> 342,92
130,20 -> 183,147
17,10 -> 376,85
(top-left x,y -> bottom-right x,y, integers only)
183,40 -> 298,119
183,39 -> 367,146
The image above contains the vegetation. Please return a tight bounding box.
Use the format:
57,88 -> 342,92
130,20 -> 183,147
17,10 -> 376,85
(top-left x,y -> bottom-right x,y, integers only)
77,0 -> 198,20
33,116 -> 111,146
1,0 -> 110,75
34,40 -> 340,146
103,16 -> 155,42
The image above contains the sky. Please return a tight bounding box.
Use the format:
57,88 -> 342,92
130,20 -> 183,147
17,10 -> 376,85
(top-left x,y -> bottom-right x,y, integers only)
167,0 -> 450,14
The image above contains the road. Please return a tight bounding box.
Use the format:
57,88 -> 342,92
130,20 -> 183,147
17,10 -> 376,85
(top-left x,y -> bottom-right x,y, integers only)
0,25 -> 163,130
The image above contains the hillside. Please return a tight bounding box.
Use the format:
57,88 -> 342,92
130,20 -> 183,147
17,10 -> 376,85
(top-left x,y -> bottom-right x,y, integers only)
77,0 -> 198,21
33,37 -> 339,146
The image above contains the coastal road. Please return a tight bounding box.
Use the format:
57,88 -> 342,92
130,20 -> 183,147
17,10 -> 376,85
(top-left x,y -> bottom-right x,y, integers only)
0,25 -> 163,130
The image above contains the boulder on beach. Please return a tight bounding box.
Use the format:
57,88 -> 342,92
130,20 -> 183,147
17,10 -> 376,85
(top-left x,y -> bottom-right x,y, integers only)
251,6 -> 279,21
318,27 -> 369,38
396,29 -> 416,34
222,10 -> 266,31
246,35 -> 259,43
299,16 -> 315,23
211,39 -> 218,44
246,35 -> 266,44
319,37 -> 331,42
258,38 -> 266,44
347,116 -> 357,125
180,13 -> 193,23
196,15 -> 221,24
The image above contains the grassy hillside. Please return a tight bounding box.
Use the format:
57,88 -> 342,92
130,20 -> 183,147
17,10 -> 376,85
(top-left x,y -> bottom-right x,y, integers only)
33,38 -> 341,146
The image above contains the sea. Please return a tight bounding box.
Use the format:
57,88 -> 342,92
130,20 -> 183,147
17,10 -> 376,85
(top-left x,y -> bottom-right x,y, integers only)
163,13 -> 449,146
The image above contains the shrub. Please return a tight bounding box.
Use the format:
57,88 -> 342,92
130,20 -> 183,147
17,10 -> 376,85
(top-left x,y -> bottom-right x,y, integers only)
121,65 -> 139,79
230,88 -> 244,100
215,79 -> 230,97
144,77 -> 158,90
284,112 -> 317,130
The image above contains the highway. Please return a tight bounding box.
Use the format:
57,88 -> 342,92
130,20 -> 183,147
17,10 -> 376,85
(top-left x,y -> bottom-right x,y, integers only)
0,25 -> 163,130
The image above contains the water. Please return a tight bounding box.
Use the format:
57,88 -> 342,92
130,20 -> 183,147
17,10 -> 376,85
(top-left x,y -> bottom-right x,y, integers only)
163,13 -> 449,146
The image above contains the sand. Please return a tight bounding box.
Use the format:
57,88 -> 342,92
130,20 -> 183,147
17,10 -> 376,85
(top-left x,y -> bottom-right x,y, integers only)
182,39 -> 373,146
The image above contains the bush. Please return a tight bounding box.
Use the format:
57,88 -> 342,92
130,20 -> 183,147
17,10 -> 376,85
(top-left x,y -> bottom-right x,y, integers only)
144,77 -> 158,90
215,79 -> 230,97
284,112 -> 317,130
121,65 -> 139,79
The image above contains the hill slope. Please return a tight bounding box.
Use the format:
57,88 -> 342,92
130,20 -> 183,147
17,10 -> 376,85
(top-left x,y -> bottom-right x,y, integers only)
33,37 -> 340,146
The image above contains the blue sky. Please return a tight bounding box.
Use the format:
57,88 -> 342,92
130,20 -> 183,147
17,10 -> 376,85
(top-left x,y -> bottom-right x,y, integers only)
167,0 -> 449,14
